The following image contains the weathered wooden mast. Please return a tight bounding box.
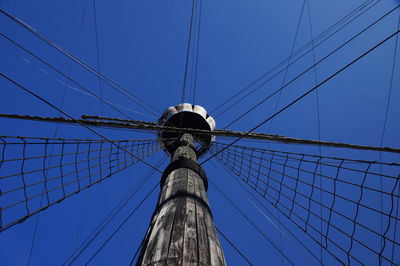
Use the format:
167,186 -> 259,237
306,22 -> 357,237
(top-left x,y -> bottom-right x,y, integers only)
137,104 -> 226,266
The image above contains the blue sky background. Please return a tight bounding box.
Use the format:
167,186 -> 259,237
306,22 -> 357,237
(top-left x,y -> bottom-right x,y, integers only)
0,0 -> 399,265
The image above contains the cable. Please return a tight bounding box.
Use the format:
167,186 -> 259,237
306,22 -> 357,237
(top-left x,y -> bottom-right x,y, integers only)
210,160 -> 320,264
379,12 -> 400,265
192,0 -> 203,105
0,32 -> 133,120
215,225 -> 253,265
181,0 -> 196,103
64,155 -> 166,265
267,3 -> 306,263
208,178 -> 295,265
84,182 -> 159,264
92,0 -> 103,114
4,113 -> 400,154
222,4 -> 400,129
268,0 -> 306,133
0,8 -> 161,118
128,234 -> 145,265
210,0 -> 381,117
305,0 -> 323,262
26,2 -> 90,263
0,136 -> 161,232
391,175 -> 400,262
210,142 -> 400,264
210,0 -> 377,115
0,72 -> 162,173
202,28 -> 400,165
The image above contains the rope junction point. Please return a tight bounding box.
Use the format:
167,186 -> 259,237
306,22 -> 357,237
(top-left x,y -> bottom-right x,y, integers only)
1,113 -> 400,154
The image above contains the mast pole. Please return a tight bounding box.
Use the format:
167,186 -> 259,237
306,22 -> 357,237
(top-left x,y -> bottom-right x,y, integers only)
137,103 -> 225,266
137,133 -> 225,265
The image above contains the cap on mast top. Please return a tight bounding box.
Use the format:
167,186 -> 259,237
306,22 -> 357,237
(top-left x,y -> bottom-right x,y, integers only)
157,103 -> 216,157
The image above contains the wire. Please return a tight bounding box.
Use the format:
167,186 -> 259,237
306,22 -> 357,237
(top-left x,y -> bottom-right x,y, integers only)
202,28 -> 400,165
267,3 -> 307,263
92,0 -> 103,114
211,160 -> 320,264
0,136 -> 161,232
64,155 -> 166,265
210,0 -> 381,117
268,0 -> 306,133
0,72 -> 162,173
181,0 -> 196,103
305,0 -> 323,263
84,182 -> 159,264
128,233 -> 146,265
208,178 -> 294,265
5,113 -> 400,154
192,0 -> 203,105
222,4 -> 400,129
0,32 -> 134,120
210,142 -> 400,264
0,8 -> 161,118
26,2 -> 90,263
215,225 -> 253,265
379,11 -> 400,265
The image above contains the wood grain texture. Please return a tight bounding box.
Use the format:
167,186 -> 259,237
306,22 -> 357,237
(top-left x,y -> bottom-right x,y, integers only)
137,134 -> 225,266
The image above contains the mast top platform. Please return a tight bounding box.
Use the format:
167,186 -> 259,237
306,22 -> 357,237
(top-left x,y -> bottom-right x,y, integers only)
157,103 -> 216,157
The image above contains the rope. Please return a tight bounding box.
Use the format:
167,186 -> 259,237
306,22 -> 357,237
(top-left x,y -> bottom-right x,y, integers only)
209,178 -> 295,265
181,0 -> 196,103
211,160 -> 322,264
210,142 -> 400,265
221,4 -> 400,129
2,113 -> 400,154
202,27 -> 400,165
215,225 -> 253,265
65,156 -> 166,265
0,136 -> 161,232
210,0 -> 382,118
0,32 -> 133,120
0,8 -> 161,118
85,182 -> 159,264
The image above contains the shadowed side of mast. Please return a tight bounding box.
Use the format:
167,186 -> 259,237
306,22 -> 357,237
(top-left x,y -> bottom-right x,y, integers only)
136,133 -> 225,265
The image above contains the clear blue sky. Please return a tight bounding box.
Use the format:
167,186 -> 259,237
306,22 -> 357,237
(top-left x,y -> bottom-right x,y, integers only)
0,0 -> 399,265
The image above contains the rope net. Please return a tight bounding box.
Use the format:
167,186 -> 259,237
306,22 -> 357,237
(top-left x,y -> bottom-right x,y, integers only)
210,142 -> 400,265
0,136 -> 161,232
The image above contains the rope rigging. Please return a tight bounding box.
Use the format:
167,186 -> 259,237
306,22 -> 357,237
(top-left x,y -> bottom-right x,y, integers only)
0,72 -> 163,174
210,0 -> 382,119
209,177 -> 294,265
2,113 -> 399,154
221,3 -> 400,129
64,155 -> 166,265
210,160 -> 322,264
180,0 -> 203,105
0,8 -> 162,118
210,142 -> 400,265
202,27 -> 400,165
92,0 -> 104,115
0,31 -> 135,120
267,0 -> 306,134
0,0 -> 399,265
181,0 -> 196,104
26,2 -> 90,261
214,225 -> 253,266
85,182 -> 159,265
0,136 -> 162,232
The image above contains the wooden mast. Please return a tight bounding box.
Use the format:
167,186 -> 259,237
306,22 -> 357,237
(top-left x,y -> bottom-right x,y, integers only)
136,133 -> 226,265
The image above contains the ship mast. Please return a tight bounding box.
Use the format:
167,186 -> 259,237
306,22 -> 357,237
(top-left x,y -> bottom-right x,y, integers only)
137,103 -> 226,266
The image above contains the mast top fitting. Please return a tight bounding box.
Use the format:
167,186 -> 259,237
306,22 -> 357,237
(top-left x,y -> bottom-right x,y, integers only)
157,103 -> 216,157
